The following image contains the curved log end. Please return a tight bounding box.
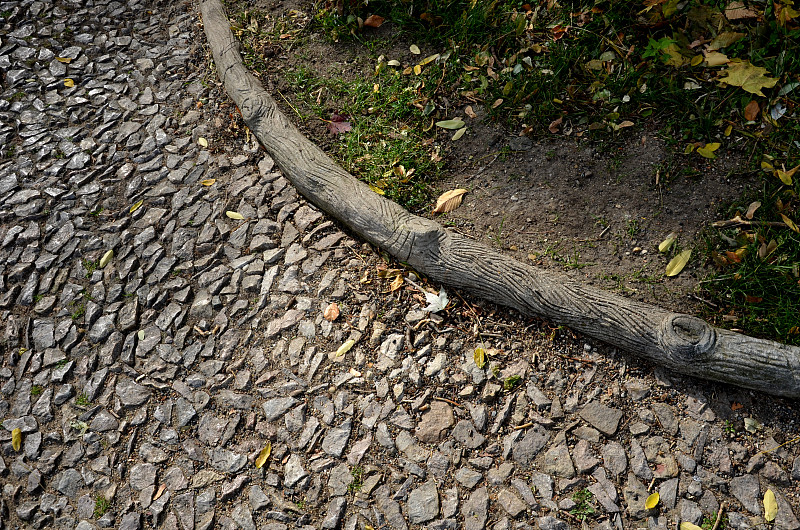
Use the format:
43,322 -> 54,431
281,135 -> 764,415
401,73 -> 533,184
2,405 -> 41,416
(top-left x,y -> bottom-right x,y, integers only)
658,314 -> 717,363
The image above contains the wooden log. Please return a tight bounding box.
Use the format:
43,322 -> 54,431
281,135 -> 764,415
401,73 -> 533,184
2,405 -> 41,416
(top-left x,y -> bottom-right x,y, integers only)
199,0 -> 800,398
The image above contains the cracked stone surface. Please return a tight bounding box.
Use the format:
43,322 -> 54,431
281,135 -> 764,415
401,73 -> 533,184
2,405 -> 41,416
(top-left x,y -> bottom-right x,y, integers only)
0,1 -> 799,529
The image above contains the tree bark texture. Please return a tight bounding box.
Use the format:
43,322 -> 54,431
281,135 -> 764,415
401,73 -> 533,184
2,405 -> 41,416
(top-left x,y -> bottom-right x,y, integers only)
200,0 -> 800,399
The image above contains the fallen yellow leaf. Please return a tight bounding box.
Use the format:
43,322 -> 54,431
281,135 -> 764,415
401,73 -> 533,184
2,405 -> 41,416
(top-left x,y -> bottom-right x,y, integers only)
99,250 -> 114,269
764,489 -> 778,522
474,347 -> 487,369
129,200 -> 144,213
666,249 -> 692,277
718,59 -> 778,97
645,492 -> 660,509
201,179 -> 216,186
697,142 -> 721,159
658,233 -> 677,253
225,211 -> 244,220
780,214 -> 799,233
255,441 -> 272,469
335,339 -> 356,358
12,428 -> 21,451
776,164 -> 798,186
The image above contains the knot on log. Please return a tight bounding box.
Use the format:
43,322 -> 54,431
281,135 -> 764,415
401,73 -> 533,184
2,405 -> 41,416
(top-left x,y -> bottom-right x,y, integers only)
658,314 -> 717,361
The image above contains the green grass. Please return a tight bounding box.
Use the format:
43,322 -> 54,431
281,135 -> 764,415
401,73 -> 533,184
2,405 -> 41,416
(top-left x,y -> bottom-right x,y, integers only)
700,179 -> 800,345
570,488 -> 596,521
82,259 -> 98,277
75,392 -> 91,407
702,512 -> 728,530
93,496 -> 110,518
70,302 -> 85,322
282,64 -> 445,211
30,385 -> 43,397
348,466 -> 364,493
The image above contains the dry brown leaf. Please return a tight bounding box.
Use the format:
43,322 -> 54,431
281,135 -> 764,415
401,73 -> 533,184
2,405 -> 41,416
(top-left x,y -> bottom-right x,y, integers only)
703,50 -> 730,67
324,302 -> 340,321
744,100 -> 760,121
549,116 -> 563,133
465,106 -> 477,119
725,1 -> 759,19
432,189 -> 468,214
153,484 -> 167,501
389,273 -> 404,292
745,200 -> 761,219
363,14 -> 385,28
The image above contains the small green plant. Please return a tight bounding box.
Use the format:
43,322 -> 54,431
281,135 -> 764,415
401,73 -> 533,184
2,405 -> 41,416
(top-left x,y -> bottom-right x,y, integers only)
625,219 -> 640,238
75,392 -> 91,407
30,385 -> 43,397
55,358 -> 69,368
701,513 -> 728,530
503,375 -> 522,391
570,489 -> 596,522
32,294 -> 43,303
642,37 -> 678,64
296,498 -> 306,510
490,217 -> 506,246
723,420 -> 736,435
348,466 -> 364,493
71,302 -> 86,321
93,495 -> 110,518
88,207 -> 103,217
82,259 -> 98,277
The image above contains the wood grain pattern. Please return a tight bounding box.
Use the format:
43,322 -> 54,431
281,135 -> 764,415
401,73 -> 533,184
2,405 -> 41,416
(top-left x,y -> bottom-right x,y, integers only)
200,0 -> 800,398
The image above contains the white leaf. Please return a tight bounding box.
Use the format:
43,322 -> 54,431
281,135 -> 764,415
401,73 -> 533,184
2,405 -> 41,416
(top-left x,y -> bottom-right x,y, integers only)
423,288 -> 449,313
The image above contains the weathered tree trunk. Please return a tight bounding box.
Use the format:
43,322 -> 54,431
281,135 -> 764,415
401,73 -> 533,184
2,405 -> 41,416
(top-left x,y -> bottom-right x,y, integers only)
200,0 -> 800,399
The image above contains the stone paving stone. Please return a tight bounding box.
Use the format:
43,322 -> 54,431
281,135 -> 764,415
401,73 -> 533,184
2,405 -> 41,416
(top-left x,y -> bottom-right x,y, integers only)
0,1 -> 798,529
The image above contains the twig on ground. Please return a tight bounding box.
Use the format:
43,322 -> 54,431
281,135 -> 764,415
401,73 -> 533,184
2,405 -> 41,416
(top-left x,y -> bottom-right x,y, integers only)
689,294 -> 719,308
712,216 -> 791,229
433,396 -> 463,408
472,152 -> 501,178
711,502 -> 727,530
562,355 -> 594,364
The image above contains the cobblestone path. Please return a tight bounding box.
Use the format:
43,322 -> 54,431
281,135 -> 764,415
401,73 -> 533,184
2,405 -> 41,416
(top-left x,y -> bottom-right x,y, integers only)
1,1 -> 800,529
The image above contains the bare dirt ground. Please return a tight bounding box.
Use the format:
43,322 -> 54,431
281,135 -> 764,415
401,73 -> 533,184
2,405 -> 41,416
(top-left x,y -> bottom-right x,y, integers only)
250,0 -> 756,319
